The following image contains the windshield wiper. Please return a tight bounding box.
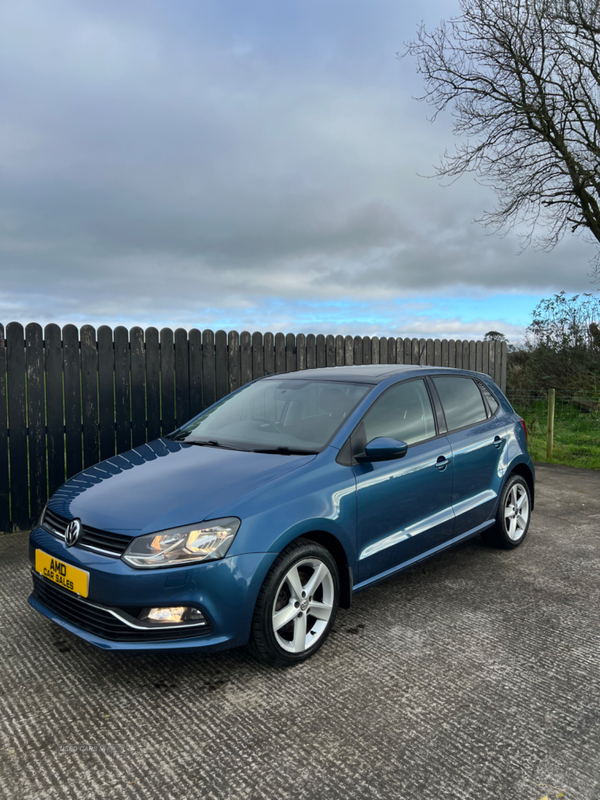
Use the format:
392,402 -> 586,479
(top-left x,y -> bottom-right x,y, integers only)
172,436 -> 316,455
185,439 -> 245,451
252,446 -> 318,456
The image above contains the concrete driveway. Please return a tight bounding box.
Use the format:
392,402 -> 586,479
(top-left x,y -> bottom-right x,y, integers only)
1,464 -> 599,800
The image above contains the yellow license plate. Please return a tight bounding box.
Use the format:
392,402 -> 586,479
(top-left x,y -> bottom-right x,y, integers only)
35,550 -> 89,598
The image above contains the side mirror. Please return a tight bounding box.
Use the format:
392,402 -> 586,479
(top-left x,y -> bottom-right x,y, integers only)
356,437 -> 408,463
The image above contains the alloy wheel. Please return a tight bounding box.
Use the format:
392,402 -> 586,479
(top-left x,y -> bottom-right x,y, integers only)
504,482 -> 530,541
271,558 -> 334,654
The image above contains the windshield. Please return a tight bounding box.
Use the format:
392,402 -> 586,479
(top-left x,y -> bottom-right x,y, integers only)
171,378 -> 371,453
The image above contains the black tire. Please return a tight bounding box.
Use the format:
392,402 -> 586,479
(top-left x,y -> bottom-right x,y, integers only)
250,538 -> 340,666
481,474 -> 532,549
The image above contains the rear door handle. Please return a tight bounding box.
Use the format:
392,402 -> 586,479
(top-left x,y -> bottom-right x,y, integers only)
493,436 -> 504,449
435,456 -> 450,471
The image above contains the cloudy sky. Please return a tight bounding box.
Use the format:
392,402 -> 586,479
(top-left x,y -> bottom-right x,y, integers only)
0,0 -> 596,341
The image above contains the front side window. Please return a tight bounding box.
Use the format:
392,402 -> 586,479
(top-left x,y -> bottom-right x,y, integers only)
433,376 -> 487,431
172,379 -> 370,452
361,379 -> 436,446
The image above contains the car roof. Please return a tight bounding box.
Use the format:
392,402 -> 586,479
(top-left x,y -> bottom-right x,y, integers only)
262,364 -> 424,384
260,364 -> 493,385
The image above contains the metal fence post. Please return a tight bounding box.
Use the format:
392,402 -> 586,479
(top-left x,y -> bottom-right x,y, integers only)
546,388 -> 556,461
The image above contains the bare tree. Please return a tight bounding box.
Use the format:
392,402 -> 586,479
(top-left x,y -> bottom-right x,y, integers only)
404,0 -> 600,276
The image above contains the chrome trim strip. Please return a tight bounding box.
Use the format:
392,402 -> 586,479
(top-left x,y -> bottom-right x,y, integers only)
353,518 -> 495,592
43,522 -> 124,558
359,489 -> 497,560
453,489 -> 496,518
76,543 -> 121,558
33,572 -> 208,631
44,524 -> 65,540
105,607 -> 208,631
359,507 -> 454,560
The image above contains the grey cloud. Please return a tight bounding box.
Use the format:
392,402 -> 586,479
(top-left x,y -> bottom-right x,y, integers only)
0,0 -> 597,332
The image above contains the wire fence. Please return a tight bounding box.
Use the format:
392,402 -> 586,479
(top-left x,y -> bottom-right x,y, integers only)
507,390 -> 600,470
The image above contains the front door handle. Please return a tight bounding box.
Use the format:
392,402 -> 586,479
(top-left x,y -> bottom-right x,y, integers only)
435,455 -> 450,471
493,435 -> 505,449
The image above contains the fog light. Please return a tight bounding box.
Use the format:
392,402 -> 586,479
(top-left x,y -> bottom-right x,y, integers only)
139,606 -> 207,625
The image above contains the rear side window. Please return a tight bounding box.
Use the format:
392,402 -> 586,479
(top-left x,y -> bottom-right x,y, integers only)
362,379 -> 436,445
433,377 -> 487,431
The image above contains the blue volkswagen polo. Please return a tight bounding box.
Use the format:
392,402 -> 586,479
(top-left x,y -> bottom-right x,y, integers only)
29,365 -> 534,665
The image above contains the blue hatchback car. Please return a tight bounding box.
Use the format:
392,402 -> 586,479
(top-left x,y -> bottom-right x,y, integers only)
29,365 -> 534,665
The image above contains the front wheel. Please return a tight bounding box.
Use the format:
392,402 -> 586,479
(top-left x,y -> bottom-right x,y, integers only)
482,474 -> 531,549
250,539 -> 340,666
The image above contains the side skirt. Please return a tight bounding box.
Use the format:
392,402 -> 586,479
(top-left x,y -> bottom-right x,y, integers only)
352,519 -> 494,594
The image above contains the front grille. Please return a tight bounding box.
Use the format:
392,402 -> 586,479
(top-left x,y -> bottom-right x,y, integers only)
31,573 -> 211,642
42,509 -> 133,557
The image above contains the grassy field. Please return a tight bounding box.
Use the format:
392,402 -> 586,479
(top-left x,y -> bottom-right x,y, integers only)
511,396 -> 600,470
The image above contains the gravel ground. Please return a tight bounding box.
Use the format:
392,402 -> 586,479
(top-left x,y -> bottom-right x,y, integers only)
1,463 -> 599,800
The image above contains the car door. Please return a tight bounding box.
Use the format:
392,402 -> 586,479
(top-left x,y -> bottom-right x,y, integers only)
352,378 -> 454,584
430,376 -> 507,534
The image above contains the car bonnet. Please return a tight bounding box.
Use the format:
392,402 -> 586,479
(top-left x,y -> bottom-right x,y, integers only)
46,438 -> 316,536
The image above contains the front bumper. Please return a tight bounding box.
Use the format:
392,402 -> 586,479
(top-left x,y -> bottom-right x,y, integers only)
28,526 -> 277,652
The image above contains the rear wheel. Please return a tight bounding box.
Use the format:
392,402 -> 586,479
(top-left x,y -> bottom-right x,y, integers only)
250,539 -> 340,666
482,474 -> 531,549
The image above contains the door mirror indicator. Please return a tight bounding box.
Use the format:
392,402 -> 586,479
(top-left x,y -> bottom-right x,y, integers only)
356,437 -> 408,463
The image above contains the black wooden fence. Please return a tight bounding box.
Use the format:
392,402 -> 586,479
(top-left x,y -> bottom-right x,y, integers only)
0,322 -> 507,532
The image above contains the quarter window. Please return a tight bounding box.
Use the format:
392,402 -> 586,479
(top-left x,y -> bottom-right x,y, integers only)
433,376 -> 487,431
362,379 -> 436,446
479,383 -> 499,416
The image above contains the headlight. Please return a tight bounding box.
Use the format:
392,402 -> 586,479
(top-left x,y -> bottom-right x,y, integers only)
122,518 -> 241,569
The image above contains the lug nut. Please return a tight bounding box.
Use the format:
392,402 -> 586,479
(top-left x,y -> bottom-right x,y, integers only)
294,601 -> 300,608
302,591 -> 306,598
297,612 -> 303,618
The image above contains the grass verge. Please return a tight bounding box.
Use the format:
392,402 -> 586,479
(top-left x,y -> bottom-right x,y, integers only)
512,397 -> 600,471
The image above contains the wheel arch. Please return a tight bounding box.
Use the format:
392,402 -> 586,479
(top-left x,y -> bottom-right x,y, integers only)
294,530 -> 353,609
506,462 -> 535,510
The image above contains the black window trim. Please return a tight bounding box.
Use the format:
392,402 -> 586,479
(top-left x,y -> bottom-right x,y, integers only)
425,376 -> 447,434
